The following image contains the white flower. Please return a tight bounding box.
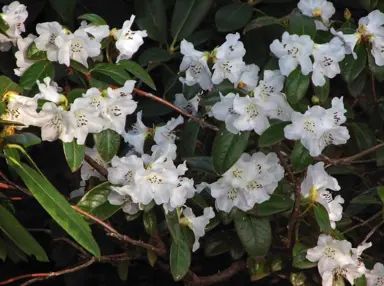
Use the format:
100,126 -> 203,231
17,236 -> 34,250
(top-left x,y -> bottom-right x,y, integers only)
179,40 -> 213,90
2,1 -> 28,27
297,0 -> 335,30
2,94 -> 40,128
358,10 -> 384,38
236,64 -> 260,92
330,28 -> 361,59
174,93 -> 200,115
371,36 -> 384,66
254,70 -> 285,99
306,234 -> 355,275
56,30 -> 101,67
34,77 -> 65,104
182,207 -> 215,252
34,22 -> 64,62
210,92 -> 240,134
165,177 -> 196,212
232,95 -> 271,135
153,115 -> 184,145
77,20 -> 110,42
366,263 -> 384,286
212,33 -> 246,84
115,15 -> 147,63
270,32 -> 314,76
107,154 -> 143,186
81,147 -> 107,181
264,94 -> 294,121
14,34 -> 37,76
108,188 -> 139,215
123,111 -> 150,154
312,37 -> 346,86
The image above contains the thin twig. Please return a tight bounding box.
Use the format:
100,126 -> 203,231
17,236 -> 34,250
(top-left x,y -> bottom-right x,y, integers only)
343,212 -> 382,234
133,88 -> 218,131
361,220 -> 384,245
371,73 -> 378,104
0,171 -> 31,196
273,146 -> 295,183
84,154 -> 108,178
53,237 -> 90,257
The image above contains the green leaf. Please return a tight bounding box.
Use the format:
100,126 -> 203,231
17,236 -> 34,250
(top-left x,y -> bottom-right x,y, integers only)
292,243 -> 317,269
360,0 -> 378,11
368,52 -> 384,82
26,42 -> 47,61
354,275 -> 367,286
0,237 -> 6,261
248,194 -> 294,216
63,140 -> 85,172
171,0 -> 213,40
0,17 -> 9,34
215,3 -> 253,32
348,70 -> 368,96
143,209 -> 158,235
243,16 -> 280,33
138,48 -> 173,67
377,186 -> 384,204
6,156 -> 100,257
204,231 -> 231,257
134,0 -> 167,44
68,88 -> 86,104
340,44 -> 367,83
285,67 -> 310,104
179,120 -> 200,158
165,209 -> 182,242
77,182 -> 122,221
288,12 -> 316,38
291,141 -> 313,172
118,60 -> 156,90
78,14 -> 107,26
258,121 -> 290,147
185,28 -> 213,46
4,133 -> 41,148
49,0 -> 76,27
93,129 -> 121,163
350,123 -> 376,153
185,156 -> 216,174
91,63 -> 131,85
0,204 -> 48,262
20,60 -> 55,90
0,75 -> 23,96
233,211 -> 271,257
314,203 -> 332,234
170,237 -> 191,281
212,125 -> 250,174
314,77 -> 330,103
117,260 -> 129,281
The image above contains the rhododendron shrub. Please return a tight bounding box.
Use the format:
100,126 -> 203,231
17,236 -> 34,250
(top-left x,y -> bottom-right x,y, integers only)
0,0 -> 384,285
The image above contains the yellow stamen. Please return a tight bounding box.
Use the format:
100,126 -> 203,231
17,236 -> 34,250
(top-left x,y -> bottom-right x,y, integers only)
312,8 -> 322,17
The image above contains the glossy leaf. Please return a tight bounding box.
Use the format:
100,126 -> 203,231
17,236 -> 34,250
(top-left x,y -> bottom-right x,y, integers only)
314,77 -> 330,103
244,16 -> 280,33
143,209 -> 158,235
212,125 -> 250,174
314,203 -> 332,234
204,231 -> 231,257
165,209 -> 182,242
285,67 -> 310,104
118,60 -> 156,90
20,60 -> 55,90
94,129 -> 121,163
340,44 -> 367,83
91,63 -> 131,85
258,121 -> 290,147
248,194 -> 294,216
350,123 -> 376,153
5,133 -> 41,148
360,0 -> 378,11
215,3 -> 253,32
0,75 -> 23,96
138,47 -> 173,67
179,120 -> 200,158
291,141 -> 313,172
78,13 -> 107,25
63,140 -> 85,172
68,88 -> 86,104
292,243 -> 317,269
170,237 -> 191,281
26,43 -> 47,61
288,12 -> 316,38
49,0 -> 76,27
0,204 -> 48,262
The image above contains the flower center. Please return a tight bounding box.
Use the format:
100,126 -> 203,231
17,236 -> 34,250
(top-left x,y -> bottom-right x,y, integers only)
246,103 -> 259,119
75,112 -> 88,127
147,173 -> 163,185
303,120 -> 316,133
190,63 -> 203,78
324,246 -> 336,259
322,56 -> 334,67
312,7 -> 322,17
376,277 -> 384,286
124,170 -> 134,183
247,180 -> 263,191
227,187 -> 238,200
70,39 -> 83,54
309,186 -> 318,202
232,168 -> 243,178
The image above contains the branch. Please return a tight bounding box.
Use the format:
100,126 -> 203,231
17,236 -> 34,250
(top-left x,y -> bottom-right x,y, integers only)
186,261 -> 247,286
343,212 -> 382,234
72,205 -> 166,256
84,154 -> 108,178
133,88 -> 219,131
273,145 -> 295,183
0,171 -> 31,196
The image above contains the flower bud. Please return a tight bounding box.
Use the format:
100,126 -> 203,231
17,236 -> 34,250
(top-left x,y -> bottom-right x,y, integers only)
311,95 -> 320,105
344,8 -> 351,21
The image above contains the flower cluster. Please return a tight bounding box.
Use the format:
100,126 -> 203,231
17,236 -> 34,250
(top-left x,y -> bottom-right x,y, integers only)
203,152 -> 284,213
298,0 -> 335,31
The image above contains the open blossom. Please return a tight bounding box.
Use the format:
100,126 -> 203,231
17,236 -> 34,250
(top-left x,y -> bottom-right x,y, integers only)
312,37 -> 346,86
123,111 -> 150,154
108,188 -> 139,215
212,33 -> 246,84
34,77 -> 64,104
182,207 -> 215,252
174,93 -> 200,115
208,152 -> 284,212
284,97 -> 350,156
236,64 -> 260,92
270,32 -> 314,76
56,30 -> 101,67
108,154 -> 143,186
359,10 -> 384,38
179,40 -> 213,90
115,15 -> 147,63
330,28 -> 361,59
0,1 -> 28,49
254,70 -> 285,99
77,21 -> 110,42
367,263 -> 384,286
210,92 -> 240,134
35,22 -> 65,62
297,0 -> 335,30
1,94 -> 40,128
14,34 -> 37,76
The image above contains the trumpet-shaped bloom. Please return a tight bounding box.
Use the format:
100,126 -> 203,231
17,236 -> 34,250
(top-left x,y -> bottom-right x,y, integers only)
298,0 -> 335,31
123,111 -> 150,154
210,92 -> 240,134
14,34 -> 37,76
35,22 -> 65,62
34,77 -> 65,104
174,93 -> 200,115
366,263 -> 384,286
77,21 -> 110,42
236,64 -> 260,92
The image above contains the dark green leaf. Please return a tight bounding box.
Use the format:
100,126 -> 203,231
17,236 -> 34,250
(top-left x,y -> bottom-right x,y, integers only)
138,48 -> 173,67
368,52 -> 384,82
258,121 -> 290,147
165,209 -> 182,242
285,67 -> 310,104
78,14 -> 107,26
0,75 -> 23,96
204,231 -> 231,257
340,44 -> 367,83
314,77 -> 330,103
26,42 -> 47,61
91,63 -> 131,85
185,28 -> 213,46
20,60 -> 55,90
212,125 -> 250,174
360,0 -> 378,11
348,70 -> 368,96
215,3 -> 253,32
179,120 -> 200,158
355,275 -> 367,286
170,237 -> 191,281
94,129 -> 121,163
5,133 -> 41,148
377,186 -> 384,204
0,17 -> 9,33
314,203 -> 332,234
248,194 -> 294,216
63,140 -> 85,172
0,237 -> 6,261
376,146 -> 384,166
185,156 -> 216,174
171,0 -> 213,40
49,0 -> 76,27
6,155 -> 100,257
143,209 -> 158,234
134,0 -> 167,44
77,182 -> 122,221
291,141 -> 313,172
244,16 -> 280,33
68,88 -> 86,104
288,12 -> 316,38
233,211 -> 271,257
350,122 -> 376,153
0,204 -> 48,262
118,60 -> 156,90
293,243 -> 317,269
